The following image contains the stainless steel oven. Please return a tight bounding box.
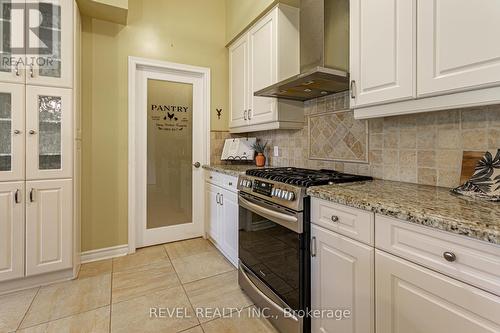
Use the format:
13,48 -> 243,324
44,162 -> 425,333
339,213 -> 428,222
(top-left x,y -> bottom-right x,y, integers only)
237,167 -> 371,333
238,191 -> 310,333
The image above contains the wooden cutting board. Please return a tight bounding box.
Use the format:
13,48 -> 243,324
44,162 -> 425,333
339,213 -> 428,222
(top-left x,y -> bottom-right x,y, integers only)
460,151 -> 486,184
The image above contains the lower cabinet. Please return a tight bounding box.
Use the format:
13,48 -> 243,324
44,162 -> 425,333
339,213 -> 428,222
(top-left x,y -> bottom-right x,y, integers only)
25,179 -> 73,276
205,181 -> 238,267
376,250 -> 500,333
311,224 -> 374,333
0,182 -> 25,282
0,179 -> 73,283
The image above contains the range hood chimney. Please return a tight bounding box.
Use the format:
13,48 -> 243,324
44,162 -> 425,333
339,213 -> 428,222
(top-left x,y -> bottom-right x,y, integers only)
255,0 -> 349,101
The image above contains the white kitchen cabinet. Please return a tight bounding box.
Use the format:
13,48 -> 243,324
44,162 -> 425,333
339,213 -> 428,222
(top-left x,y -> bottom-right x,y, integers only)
247,9 -> 277,125
311,224 -> 374,333
26,85 -> 73,180
349,0 -> 415,108
26,179 -> 73,276
351,0 -> 500,119
229,4 -> 303,133
229,34 -> 248,128
0,182 -> 25,282
376,250 -> 500,333
206,182 -> 221,243
0,83 -> 25,182
220,188 -> 239,265
205,172 -> 239,266
417,0 -> 500,97
0,0 -> 74,88
0,1 -> 78,293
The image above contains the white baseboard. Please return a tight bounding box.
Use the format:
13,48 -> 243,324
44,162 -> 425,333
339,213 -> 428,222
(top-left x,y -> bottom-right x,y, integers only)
0,269 -> 74,295
81,244 -> 129,263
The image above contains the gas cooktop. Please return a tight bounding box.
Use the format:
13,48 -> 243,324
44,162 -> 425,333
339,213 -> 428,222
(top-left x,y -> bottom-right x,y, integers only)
239,167 -> 372,211
245,167 -> 372,187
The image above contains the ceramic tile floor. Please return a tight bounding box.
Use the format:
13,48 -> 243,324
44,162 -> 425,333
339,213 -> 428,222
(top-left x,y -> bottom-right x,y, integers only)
0,238 -> 279,333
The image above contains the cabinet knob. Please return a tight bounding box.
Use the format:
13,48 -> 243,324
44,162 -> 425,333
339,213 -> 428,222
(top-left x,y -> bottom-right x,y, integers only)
443,251 -> 456,262
248,109 -> 252,120
350,80 -> 356,99
331,215 -> 339,222
13,129 -> 21,135
229,182 -> 233,186
29,130 -> 37,135
244,110 -> 248,120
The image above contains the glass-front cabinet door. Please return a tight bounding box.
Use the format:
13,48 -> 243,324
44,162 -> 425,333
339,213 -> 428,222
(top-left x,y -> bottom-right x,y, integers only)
0,0 -> 25,83
0,82 -> 24,181
0,0 -> 73,87
25,85 -> 72,179
25,0 -> 73,88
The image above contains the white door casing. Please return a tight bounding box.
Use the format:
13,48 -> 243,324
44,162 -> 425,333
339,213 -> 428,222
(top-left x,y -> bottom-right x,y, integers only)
128,57 -> 210,251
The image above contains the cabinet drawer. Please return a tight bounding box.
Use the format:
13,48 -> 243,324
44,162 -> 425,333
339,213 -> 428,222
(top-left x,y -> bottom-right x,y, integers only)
375,215 -> 500,296
376,250 -> 500,333
311,198 -> 374,245
205,171 -> 238,192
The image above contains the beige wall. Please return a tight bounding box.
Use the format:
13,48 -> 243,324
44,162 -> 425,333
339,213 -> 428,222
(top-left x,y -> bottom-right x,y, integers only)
225,0 -> 299,44
81,0 -> 227,251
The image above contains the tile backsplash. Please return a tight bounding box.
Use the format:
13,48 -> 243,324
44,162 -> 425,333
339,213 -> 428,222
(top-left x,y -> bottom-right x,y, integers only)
211,92 -> 500,188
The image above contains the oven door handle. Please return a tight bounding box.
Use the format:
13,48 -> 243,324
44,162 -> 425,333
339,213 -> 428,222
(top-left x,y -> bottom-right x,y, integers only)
239,196 -> 300,230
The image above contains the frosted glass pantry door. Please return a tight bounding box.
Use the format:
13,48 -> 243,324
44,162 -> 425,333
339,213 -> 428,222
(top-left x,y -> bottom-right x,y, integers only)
0,82 -> 24,182
25,85 -> 72,180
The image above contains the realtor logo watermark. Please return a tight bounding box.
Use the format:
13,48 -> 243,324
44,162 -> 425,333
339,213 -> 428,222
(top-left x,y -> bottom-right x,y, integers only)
1,0 -> 60,71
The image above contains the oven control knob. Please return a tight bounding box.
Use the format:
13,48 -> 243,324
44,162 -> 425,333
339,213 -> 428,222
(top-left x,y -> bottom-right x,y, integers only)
275,189 -> 282,197
271,188 -> 276,196
280,190 -> 288,199
246,180 -> 252,188
287,192 -> 295,201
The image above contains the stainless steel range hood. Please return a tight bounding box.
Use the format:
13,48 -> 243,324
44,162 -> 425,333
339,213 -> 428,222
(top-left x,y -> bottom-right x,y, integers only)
255,0 -> 349,101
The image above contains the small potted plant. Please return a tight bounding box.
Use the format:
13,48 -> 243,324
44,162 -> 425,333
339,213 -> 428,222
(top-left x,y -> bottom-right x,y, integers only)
252,141 -> 268,167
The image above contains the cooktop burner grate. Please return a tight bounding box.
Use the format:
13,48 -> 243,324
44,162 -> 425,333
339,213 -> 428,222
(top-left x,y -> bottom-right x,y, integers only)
246,167 -> 372,187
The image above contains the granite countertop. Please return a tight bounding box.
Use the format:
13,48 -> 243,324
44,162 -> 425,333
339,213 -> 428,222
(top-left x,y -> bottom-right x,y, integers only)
202,164 -> 263,177
307,180 -> 500,245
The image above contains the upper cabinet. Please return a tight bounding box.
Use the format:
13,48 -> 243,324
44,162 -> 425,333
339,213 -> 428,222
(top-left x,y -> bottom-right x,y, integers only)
0,83 -> 25,182
350,0 -> 500,119
229,4 -> 304,133
25,86 -> 73,180
349,0 -> 415,108
417,0 -> 500,97
0,0 -> 73,88
229,35 -> 248,128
